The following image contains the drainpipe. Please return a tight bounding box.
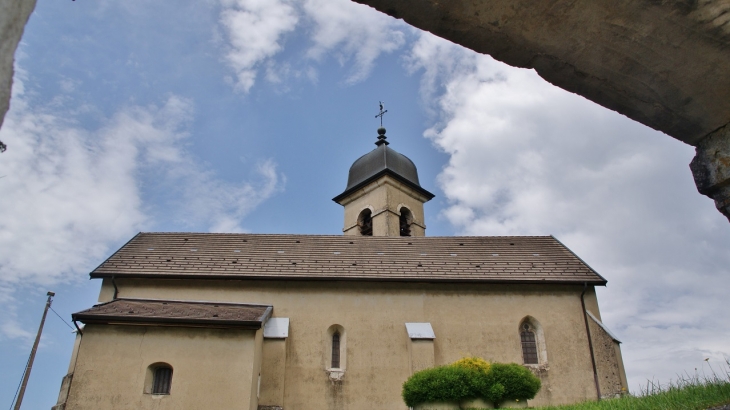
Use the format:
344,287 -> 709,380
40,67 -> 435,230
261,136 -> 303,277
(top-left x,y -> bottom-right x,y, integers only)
111,276 -> 119,300
581,282 -> 601,400
72,319 -> 84,336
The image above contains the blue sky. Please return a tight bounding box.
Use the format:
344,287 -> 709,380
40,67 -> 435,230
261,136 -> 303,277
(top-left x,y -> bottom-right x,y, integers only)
1,0 -> 729,408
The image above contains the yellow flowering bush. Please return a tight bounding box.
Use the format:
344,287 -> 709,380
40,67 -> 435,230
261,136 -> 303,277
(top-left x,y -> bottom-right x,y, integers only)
452,357 -> 491,374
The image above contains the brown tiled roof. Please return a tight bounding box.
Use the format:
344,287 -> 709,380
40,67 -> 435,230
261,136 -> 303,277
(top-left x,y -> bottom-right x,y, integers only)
72,298 -> 272,329
91,233 -> 606,285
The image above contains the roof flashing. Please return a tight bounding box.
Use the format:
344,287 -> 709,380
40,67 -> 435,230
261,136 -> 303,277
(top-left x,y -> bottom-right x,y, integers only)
405,322 -> 435,339
264,317 -> 290,338
586,310 -> 622,343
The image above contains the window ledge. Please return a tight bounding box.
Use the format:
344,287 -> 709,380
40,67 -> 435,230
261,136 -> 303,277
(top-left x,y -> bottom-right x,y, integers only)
325,368 -> 345,382
523,363 -> 549,376
145,393 -> 170,399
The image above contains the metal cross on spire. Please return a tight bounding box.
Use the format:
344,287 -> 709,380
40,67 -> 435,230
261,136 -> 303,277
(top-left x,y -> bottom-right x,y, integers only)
375,101 -> 388,127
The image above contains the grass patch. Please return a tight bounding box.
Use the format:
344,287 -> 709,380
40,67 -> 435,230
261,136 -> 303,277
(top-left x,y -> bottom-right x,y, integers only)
534,361 -> 730,410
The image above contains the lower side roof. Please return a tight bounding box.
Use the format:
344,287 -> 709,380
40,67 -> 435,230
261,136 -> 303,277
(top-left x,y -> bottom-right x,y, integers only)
72,298 -> 273,329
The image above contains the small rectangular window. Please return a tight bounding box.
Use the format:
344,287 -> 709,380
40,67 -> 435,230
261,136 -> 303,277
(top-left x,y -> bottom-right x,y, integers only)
152,367 -> 173,395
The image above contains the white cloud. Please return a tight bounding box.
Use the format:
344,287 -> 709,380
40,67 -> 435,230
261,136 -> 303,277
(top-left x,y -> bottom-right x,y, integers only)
0,95 -> 147,286
181,158 -> 284,233
404,33 -> 478,105
408,32 -> 730,389
0,54 -> 285,341
0,73 -> 283,290
218,0 -> 407,91
0,319 -> 34,342
301,0 -> 406,84
0,285 -> 32,343
220,0 -> 299,92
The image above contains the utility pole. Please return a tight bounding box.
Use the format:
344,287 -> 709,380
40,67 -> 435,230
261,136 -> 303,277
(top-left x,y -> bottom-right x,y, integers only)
13,291 -> 54,410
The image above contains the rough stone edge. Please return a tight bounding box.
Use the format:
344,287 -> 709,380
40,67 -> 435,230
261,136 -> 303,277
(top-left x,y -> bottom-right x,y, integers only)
0,0 -> 37,135
690,123 -> 730,222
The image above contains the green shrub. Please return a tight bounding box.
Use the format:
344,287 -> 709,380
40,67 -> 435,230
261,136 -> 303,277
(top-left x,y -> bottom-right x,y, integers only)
402,365 -> 474,407
487,382 -> 507,403
401,359 -> 542,407
486,363 -> 541,402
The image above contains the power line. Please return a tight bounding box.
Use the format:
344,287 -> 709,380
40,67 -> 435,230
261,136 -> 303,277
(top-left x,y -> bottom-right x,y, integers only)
8,356 -> 30,410
49,305 -> 75,331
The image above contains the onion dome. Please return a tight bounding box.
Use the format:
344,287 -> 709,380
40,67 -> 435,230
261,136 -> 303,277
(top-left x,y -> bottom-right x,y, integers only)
333,127 -> 434,203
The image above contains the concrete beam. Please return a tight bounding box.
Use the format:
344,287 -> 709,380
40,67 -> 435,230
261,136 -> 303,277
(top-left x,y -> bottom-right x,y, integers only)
354,0 -> 730,220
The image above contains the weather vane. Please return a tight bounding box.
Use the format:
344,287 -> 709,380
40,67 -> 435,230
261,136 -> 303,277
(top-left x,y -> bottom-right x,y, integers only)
375,101 -> 388,127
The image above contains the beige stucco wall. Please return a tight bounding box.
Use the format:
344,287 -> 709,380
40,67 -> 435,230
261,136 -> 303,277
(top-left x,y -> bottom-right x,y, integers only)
64,324 -> 261,410
409,339 -> 435,373
260,338 -> 287,407
588,316 -> 628,398
250,328 -> 264,410
339,175 -> 429,236
93,278 -> 622,409
52,332 -> 83,409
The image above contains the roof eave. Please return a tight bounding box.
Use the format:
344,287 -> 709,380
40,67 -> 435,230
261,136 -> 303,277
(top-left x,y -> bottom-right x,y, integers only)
89,272 -> 607,286
72,315 -> 265,329
332,169 -> 435,204
71,299 -> 273,329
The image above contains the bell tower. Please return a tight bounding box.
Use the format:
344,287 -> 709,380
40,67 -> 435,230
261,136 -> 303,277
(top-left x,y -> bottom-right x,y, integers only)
333,127 -> 434,237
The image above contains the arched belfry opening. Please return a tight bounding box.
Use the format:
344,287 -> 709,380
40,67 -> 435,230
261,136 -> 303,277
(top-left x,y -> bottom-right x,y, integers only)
399,207 -> 412,237
358,209 -> 373,236
333,124 -> 434,237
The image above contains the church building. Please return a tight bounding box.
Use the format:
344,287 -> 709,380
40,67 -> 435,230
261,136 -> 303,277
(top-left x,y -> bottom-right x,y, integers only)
52,126 -> 628,410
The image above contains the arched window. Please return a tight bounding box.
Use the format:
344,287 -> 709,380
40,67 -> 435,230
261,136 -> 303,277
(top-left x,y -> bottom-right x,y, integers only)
358,209 -> 373,236
518,317 -> 547,365
145,363 -> 173,395
399,207 -> 412,237
325,324 -> 346,371
520,322 -> 539,364
331,331 -> 341,368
